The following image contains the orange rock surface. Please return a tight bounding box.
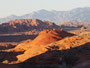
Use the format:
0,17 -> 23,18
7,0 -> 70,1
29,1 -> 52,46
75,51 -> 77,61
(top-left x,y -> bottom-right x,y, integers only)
16,29 -> 74,62
16,29 -> 74,50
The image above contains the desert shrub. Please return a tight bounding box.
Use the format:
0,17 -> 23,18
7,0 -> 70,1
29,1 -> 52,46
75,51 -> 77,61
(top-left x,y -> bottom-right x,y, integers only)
2,60 -> 9,64
46,45 -> 59,51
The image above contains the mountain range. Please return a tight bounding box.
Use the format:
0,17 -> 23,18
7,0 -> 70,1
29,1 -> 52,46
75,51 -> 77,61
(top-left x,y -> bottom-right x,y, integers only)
0,7 -> 90,24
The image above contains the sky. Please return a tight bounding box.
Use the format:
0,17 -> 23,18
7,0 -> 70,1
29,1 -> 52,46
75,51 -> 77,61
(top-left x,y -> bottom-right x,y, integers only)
0,0 -> 90,18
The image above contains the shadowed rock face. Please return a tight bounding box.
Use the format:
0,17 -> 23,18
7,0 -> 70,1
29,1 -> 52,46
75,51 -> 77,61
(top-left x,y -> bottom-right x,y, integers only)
0,19 -> 60,34
0,51 -> 24,63
0,63 -> 20,68
73,61 -> 90,68
16,29 -> 74,62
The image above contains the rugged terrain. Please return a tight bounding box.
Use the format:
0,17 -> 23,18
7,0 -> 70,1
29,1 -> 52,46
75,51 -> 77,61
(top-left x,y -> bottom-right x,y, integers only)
0,29 -> 89,68
0,18 -> 89,68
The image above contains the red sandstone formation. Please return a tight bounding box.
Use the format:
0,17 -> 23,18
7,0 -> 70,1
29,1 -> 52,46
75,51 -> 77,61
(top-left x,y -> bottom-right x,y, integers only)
16,29 -> 74,62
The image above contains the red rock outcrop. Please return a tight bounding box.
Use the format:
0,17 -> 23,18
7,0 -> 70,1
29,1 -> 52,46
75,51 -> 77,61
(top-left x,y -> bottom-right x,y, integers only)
16,32 -> 90,66
16,29 -> 74,50
16,29 -> 74,62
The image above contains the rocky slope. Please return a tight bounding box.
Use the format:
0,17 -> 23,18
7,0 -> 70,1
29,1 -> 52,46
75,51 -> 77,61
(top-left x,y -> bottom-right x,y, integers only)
15,32 -> 90,68
15,29 -> 74,51
0,30 -> 90,68
15,29 -> 74,62
0,29 -> 74,64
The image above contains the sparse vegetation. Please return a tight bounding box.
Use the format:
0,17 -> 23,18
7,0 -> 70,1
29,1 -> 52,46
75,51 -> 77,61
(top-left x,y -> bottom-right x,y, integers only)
2,60 -> 9,64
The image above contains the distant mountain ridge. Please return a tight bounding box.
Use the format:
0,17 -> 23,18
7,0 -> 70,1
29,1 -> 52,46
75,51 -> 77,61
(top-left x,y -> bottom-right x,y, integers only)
0,7 -> 90,24
0,19 -> 60,34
